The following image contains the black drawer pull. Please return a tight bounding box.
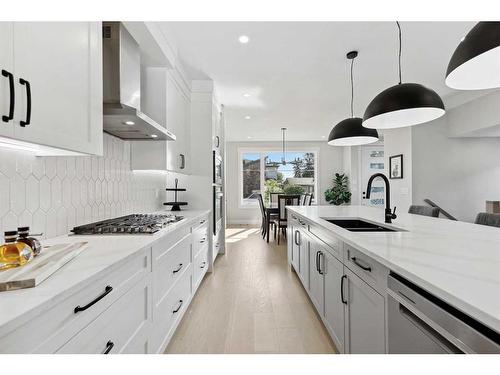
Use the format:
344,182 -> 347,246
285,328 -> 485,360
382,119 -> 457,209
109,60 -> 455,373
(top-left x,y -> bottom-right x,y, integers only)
74,285 -> 113,313
172,300 -> 183,313
200,261 -> 206,269
2,70 -> 14,122
200,219 -> 206,225
172,263 -> 183,274
318,252 -> 324,275
103,340 -> 114,354
351,257 -> 372,272
341,275 -> 347,304
19,78 -> 31,127
199,237 -> 206,243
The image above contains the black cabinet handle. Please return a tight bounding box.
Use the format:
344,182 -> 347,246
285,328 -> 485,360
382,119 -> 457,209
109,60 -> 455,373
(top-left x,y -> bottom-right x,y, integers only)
103,340 -> 114,354
199,219 -> 206,225
199,237 -> 206,243
315,251 -> 320,273
19,78 -> 31,127
341,275 -> 347,304
318,252 -> 324,275
1,70 -> 14,123
200,261 -> 206,269
179,154 -> 185,169
215,135 -> 220,148
172,300 -> 183,313
74,285 -> 113,313
351,257 -> 372,272
294,230 -> 299,246
172,263 -> 183,274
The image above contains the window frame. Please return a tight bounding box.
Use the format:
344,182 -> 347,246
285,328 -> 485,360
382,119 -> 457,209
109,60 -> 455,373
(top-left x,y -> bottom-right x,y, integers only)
238,147 -> 319,209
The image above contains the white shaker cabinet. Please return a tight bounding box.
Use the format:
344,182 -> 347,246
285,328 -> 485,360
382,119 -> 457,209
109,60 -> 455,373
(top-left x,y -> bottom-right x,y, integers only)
0,22 -> 103,155
308,237 -> 324,314
344,267 -> 386,354
323,250 -> 345,353
0,23 -> 14,139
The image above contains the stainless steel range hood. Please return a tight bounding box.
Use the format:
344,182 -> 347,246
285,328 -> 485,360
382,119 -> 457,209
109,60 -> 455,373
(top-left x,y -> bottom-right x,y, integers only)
102,22 -> 175,141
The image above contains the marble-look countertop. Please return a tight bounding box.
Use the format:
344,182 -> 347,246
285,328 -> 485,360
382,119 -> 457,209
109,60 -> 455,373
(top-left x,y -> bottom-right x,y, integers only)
287,205 -> 500,333
0,210 -> 210,337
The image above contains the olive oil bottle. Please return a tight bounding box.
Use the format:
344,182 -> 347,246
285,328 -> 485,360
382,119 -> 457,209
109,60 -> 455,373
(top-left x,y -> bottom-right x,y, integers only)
0,231 -> 34,271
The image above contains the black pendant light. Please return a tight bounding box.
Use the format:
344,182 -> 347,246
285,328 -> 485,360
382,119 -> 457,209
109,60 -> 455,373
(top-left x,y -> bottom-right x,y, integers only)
363,22 -> 445,129
446,22 -> 500,90
328,51 -> 379,146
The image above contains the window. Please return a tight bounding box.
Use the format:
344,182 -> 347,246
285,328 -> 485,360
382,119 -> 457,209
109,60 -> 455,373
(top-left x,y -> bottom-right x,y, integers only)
239,149 -> 318,207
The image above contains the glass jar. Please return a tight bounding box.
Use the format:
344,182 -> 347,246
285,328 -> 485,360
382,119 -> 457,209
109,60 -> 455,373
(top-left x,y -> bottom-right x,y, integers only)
0,231 -> 34,271
17,226 -> 42,256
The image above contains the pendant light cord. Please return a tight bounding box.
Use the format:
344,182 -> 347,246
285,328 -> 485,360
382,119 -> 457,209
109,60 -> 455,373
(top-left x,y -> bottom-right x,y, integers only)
350,57 -> 354,118
396,21 -> 402,84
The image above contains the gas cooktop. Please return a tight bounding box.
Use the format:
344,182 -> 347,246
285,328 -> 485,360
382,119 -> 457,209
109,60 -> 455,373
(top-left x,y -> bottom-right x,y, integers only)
71,214 -> 184,235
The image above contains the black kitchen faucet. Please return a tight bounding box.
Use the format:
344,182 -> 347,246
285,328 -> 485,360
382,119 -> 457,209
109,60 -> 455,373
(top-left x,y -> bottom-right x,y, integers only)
365,173 -> 397,224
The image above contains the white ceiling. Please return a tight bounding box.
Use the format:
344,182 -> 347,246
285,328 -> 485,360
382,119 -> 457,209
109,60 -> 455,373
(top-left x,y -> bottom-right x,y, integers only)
160,22 -> 476,142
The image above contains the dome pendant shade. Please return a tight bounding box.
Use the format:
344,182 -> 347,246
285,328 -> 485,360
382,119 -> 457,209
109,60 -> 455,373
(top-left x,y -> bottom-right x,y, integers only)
446,22 -> 500,90
328,117 -> 379,146
362,83 -> 445,129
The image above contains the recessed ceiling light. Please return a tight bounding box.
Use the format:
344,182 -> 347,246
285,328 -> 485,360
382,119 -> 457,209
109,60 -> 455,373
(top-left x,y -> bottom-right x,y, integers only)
247,136 -> 252,139
124,121 -> 135,126
151,134 -> 158,138
238,35 -> 250,44
244,116 -> 251,120
242,93 -> 251,98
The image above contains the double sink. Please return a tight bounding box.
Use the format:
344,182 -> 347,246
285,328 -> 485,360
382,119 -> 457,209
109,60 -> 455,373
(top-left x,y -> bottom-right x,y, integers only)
323,219 -> 402,232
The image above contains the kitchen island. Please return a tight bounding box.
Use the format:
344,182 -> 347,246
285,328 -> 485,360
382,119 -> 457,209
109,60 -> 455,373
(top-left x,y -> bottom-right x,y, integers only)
286,205 -> 500,354
0,210 -> 211,354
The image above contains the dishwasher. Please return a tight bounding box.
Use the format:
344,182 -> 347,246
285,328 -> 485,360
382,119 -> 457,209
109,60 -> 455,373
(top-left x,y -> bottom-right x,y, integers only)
387,272 -> 500,354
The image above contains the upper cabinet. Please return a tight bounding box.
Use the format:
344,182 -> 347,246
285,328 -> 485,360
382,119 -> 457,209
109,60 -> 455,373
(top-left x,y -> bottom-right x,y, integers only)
0,22 -> 103,155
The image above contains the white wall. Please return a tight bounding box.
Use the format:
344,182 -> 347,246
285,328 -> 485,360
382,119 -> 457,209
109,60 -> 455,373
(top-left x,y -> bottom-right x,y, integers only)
412,116 -> 500,222
383,127 -> 413,213
226,141 -> 344,225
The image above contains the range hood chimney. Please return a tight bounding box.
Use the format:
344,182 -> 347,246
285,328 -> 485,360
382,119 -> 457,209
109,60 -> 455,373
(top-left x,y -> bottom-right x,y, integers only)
102,22 -> 175,141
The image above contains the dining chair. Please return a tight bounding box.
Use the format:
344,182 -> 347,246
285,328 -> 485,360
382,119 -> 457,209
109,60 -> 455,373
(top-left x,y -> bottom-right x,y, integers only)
257,193 -> 267,238
272,194 -> 301,245
303,193 -> 313,206
408,205 -> 440,217
269,192 -> 280,207
474,213 -> 500,228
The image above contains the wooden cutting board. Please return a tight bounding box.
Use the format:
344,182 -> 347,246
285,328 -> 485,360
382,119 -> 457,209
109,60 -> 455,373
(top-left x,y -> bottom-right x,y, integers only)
0,242 -> 88,292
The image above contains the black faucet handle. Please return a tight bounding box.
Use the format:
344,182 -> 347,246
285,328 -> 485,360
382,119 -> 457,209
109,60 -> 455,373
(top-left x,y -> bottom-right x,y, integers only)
391,206 -> 397,219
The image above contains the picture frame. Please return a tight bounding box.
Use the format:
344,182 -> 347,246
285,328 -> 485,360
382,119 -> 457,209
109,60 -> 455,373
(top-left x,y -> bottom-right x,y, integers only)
389,154 -> 403,179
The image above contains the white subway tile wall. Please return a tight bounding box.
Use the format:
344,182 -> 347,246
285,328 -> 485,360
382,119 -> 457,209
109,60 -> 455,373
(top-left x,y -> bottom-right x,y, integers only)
0,134 -> 166,241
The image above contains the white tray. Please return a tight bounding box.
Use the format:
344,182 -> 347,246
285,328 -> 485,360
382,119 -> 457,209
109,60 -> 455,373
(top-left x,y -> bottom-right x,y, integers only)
0,242 -> 88,292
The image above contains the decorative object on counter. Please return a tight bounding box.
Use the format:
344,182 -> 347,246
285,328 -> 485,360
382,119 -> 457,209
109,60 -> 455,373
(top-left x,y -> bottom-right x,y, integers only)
327,51 -> 379,146
71,214 -> 183,235
0,231 -> 34,271
446,22 -> 500,90
0,242 -> 88,292
389,154 -> 403,179
363,22 -> 445,129
17,227 -> 42,256
164,178 -> 188,211
325,173 -> 352,205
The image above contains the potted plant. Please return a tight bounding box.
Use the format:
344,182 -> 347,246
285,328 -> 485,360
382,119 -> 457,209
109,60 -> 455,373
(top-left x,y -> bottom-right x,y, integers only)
325,173 -> 352,205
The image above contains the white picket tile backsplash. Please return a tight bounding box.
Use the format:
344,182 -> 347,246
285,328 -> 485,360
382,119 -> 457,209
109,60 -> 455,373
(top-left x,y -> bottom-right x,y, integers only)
0,133 -> 166,241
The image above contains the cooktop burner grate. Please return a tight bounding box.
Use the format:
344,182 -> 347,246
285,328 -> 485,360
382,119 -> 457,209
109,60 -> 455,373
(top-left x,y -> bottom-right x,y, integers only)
70,214 -> 184,235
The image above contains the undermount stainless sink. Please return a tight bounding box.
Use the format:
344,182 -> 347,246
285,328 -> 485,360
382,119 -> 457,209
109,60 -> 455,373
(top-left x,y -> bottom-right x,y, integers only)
323,218 -> 401,232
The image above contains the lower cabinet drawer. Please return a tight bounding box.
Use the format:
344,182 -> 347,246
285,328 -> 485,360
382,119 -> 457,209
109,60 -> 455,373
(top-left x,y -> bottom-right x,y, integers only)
153,234 -> 192,305
193,225 -> 209,257
193,244 -> 209,289
56,275 -> 152,354
0,248 -> 151,353
151,266 -> 192,353
344,244 -> 388,292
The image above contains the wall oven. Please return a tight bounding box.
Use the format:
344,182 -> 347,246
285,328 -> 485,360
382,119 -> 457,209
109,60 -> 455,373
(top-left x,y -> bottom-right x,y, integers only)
213,151 -> 223,185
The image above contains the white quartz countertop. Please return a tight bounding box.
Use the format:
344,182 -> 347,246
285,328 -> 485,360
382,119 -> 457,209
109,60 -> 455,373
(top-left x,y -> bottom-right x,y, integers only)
0,210 -> 210,337
287,205 -> 500,333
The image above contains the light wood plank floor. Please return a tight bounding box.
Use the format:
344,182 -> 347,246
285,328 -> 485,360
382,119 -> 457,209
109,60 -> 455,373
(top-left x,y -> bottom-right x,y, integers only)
165,225 -> 337,354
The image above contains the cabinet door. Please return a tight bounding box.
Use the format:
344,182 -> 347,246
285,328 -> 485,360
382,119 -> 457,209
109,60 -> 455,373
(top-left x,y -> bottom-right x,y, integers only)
291,226 -> 300,272
298,229 -> 309,289
12,22 -> 102,155
308,238 -> 324,314
323,251 -> 345,352
0,23 -> 14,138
344,268 -> 386,353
